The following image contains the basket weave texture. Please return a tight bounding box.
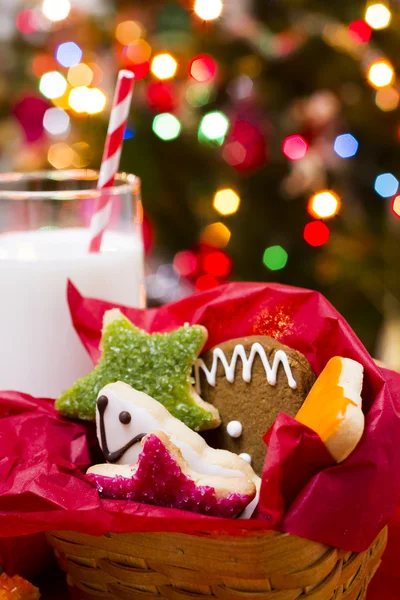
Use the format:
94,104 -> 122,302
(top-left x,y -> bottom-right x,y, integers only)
47,526 -> 387,600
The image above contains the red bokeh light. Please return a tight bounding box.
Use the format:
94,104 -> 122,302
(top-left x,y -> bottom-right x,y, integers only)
126,62 -> 149,80
303,221 -> 330,247
31,54 -> 58,78
392,195 -> 400,218
348,20 -> 372,45
282,135 -> 308,161
173,250 -> 198,277
16,10 -> 40,34
146,82 -> 176,113
195,275 -> 220,292
202,251 -> 232,277
189,55 -> 217,83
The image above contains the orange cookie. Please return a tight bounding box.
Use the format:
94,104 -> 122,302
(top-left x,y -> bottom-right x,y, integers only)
195,335 -> 315,474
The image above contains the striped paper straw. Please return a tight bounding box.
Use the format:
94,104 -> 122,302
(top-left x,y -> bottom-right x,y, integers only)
88,70 -> 135,253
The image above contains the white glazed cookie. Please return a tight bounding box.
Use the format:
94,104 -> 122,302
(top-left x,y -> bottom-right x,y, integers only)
296,356 -> 365,463
87,431 -> 256,519
95,381 -> 261,518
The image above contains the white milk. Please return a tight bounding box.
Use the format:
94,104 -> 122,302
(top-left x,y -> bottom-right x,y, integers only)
0,228 -> 144,398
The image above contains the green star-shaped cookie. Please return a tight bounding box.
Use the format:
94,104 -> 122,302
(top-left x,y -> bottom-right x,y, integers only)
56,309 -> 220,431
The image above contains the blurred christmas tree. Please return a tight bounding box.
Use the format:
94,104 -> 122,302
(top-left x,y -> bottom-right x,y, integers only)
3,0 -> 400,363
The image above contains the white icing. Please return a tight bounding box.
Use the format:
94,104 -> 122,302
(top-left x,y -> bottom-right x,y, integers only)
239,453 -> 252,464
97,383 -> 246,478
226,420 -> 243,438
194,343 -> 297,393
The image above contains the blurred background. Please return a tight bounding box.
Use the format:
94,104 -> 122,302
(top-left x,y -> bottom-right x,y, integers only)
2,0 -> 400,366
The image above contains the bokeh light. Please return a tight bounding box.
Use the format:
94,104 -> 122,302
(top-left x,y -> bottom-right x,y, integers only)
43,107 -> 70,136
303,221 -> 330,247
152,113 -> 182,140
56,42 -> 82,68
308,190 -> 341,219
282,134 -> 308,160
222,141 -> 247,166
32,54 -> 58,78
125,40 -> 152,64
173,250 -> 198,277
68,63 -> 93,87
199,111 -> 229,143
39,71 -> 67,99
115,21 -> 142,45
86,88 -> 107,114
374,173 -> 399,197
48,142 -> 74,169
365,3 -> 392,30
348,20 -> 372,44
42,0 -> 71,22
203,251 -> 232,277
186,83 -> 211,108
213,188 -> 240,216
194,0 -> 223,21
68,86 -> 89,113
189,55 -> 217,82
333,133 -> 358,158
201,222 -> 231,247
16,10 -> 40,34
392,195 -> 400,218
367,60 -> 394,88
263,245 -> 288,271
151,53 -> 178,80
375,87 -> 399,111
195,275 -> 219,291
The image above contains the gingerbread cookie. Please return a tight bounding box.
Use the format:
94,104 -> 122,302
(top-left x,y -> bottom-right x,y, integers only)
195,335 -> 316,474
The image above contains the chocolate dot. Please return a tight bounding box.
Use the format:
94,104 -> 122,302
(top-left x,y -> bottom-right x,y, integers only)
97,395 -> 108,411
119,411 -> 131,424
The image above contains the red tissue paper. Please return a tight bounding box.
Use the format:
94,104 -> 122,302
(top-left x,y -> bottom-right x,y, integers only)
0,282 -> 399,556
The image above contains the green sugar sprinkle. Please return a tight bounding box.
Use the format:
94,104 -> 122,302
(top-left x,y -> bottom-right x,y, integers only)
56,311 -> 215,430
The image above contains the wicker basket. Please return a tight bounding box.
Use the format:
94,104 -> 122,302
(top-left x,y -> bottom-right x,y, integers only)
46,526 -> 387,600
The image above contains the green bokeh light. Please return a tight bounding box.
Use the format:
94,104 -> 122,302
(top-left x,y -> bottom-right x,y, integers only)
198,111 -> 229,144
152,113 -> 182,141
263,245 -> 288,271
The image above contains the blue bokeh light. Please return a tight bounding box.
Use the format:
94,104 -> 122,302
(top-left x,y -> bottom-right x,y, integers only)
56,42 -> 82,68
374,173 -> 399,198
334,133 -> 359,158
123,126 -> 135,140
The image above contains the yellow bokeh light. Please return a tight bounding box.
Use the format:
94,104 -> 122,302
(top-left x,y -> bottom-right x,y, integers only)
365,3 -> 392,30
376,87 -> 399,111
213,189 -> 240,216
194,0 -> 223,21
86,88 -> 107,114
48,142 -> 74,169
201,222 -> 231,247
68,63 -> 93,87
68,86 -> 90,113
115,20 -> 142,45
68,86 -> 106,114
367,60 -> 394,88
151,53 -> 178,80
126,40 -> 152,64
71,141 -> 92,168
308,190 -> 341,219
42,0 -> 71,22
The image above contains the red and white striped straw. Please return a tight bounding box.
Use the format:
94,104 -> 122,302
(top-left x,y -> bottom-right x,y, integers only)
88,69 -> 135,253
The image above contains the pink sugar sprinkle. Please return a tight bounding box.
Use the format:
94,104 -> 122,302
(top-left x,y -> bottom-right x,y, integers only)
87,434 -> 253,518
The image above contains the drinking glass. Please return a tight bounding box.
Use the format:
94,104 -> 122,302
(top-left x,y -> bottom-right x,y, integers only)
0,169 -> 145,398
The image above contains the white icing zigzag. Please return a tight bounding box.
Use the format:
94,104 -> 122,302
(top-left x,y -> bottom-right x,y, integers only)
194,343 -> 297,393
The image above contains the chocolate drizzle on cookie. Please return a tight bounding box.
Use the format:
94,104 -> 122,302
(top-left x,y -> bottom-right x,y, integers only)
97,395 -> 145,463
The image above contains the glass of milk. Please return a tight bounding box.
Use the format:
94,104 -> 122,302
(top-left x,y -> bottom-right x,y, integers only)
0,169 -> 145,398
